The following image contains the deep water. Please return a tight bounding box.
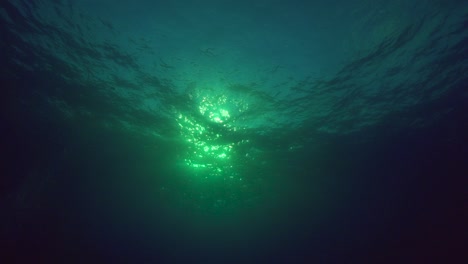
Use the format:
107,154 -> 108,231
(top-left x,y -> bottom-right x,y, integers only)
1,0 -> 467,263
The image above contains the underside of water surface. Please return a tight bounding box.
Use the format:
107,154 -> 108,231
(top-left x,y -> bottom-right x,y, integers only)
1,0 -> 467,263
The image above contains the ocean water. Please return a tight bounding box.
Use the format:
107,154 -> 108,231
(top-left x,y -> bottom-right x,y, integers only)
1,0 -> 467,263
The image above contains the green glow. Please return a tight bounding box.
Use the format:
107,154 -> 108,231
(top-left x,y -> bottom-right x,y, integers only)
220,109 -> 230,118
177,93 -> 242,179
198,95 -> 232,125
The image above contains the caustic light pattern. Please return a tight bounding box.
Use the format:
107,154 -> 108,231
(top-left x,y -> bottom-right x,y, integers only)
177,94 -> 246,179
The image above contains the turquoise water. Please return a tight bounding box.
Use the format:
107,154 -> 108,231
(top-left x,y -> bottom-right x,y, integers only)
1,0 -> 467,263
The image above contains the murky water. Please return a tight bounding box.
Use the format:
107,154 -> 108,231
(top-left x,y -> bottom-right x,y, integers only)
1,0 -> 466,263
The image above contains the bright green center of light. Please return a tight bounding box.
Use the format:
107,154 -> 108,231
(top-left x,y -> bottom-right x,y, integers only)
177,94 -> 241,179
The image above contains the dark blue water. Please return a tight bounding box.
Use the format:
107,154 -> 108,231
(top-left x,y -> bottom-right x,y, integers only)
1,0 -> 467,263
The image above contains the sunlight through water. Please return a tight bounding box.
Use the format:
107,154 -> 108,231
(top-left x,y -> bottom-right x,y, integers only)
176,93 -> 249,180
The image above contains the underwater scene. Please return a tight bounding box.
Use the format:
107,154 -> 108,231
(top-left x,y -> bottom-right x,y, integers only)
1,0 -> 467,263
